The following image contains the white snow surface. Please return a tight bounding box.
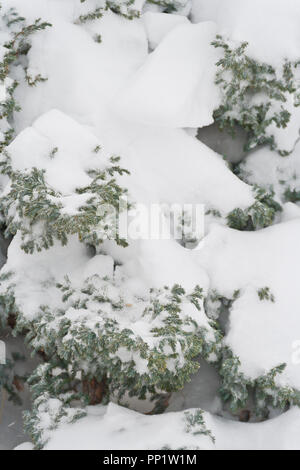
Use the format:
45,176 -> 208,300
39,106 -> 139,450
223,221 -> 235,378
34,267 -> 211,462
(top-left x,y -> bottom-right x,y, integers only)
240,142 -> 300,203
16,403 -> 300,450
197,220 -> 300,388
0,0 -> 300,451
142,12 -> 189,50
116,21 -> 221,128
191,0 -> 300,66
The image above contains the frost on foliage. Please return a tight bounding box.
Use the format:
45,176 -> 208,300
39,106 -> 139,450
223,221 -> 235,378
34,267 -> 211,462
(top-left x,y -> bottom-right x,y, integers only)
0,230 -> 91,328
219,353 -> 300,420
0,6 -> 50,151
19,276 -> 221,403
24,394 -> 86,450
227,186 -> 282,231
0,270 -> 16,327
25,399 -> 300,450
76,0 -> 191,24
238,144 -> 300,206
24,361 -> 86,449
205,290 -> 300,419
76,0 -> 141,23
213,36 -> 300,155
184,408 -> 215,444
198,220 -> 300,418
146,0 -> 190,14
24,361 -> 215,450
0,154 -> 129,253
0,111 -> 130,253
26,388 -> 214,451
24,358 -> 215,450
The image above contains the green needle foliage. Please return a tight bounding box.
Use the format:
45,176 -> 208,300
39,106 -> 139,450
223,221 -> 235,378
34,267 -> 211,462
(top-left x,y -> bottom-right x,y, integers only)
24,360 -> 215,449
257,286 -> 275,302
0,6 -> 51,151
76,0 -> 188,23
0,352 -> 26,406
220,353 -> 300,419
284,187 -> 300,203
24,360 -> 86,449
254,364 -> 300,419
1,2 -> 299,449
0,271 -> 17,328
17,277 -> 221,403
77,0 -> 140,23
227,186 -> 282,230
213,35 -> 300,155
204,289 -> 300,419
147,0 -> 188,13
184,409 -> 215,443
22,279 -> 220,449
0,153 -> 130,253
219,352 -> 252,414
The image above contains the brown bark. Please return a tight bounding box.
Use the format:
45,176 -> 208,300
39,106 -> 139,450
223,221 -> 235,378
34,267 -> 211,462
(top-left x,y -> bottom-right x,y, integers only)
82,377 -> 107,405
239,409 -> 251,422
7,313 -> 16,330
12,375 -> 24,392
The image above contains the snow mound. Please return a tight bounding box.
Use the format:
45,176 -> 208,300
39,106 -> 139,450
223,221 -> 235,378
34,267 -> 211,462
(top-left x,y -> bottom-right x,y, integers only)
142,11 -> 189,49
23,402 -> 300,450
239,142 -> 300,204
115,21 -> 221,128
119,127 -> 254,215
6,109 -> 102,194
10,6 -> 148,136
0,232 -> 91,321
191,0 -> 300,66
197,220 -> 300,388
44,403 -> 215,450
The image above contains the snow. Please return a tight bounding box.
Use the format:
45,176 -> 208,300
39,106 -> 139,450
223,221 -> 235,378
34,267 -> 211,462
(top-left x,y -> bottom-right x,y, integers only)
107,237 -> 209,294
1,0 -> 300,451
115,21 -> 221,128
8,4 -> 148,142
197,220 -> 300,388
26,402 -> 300,450
239,141 -> 300,203
43,403 -> 215,450
142,11 -> 189,50
7,110 -> 101,194
190,1 -> 300,153
83,254 -> 115,279
0,232 -> 90,321
191,0 -> 300,66
118,127 -> 255,215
